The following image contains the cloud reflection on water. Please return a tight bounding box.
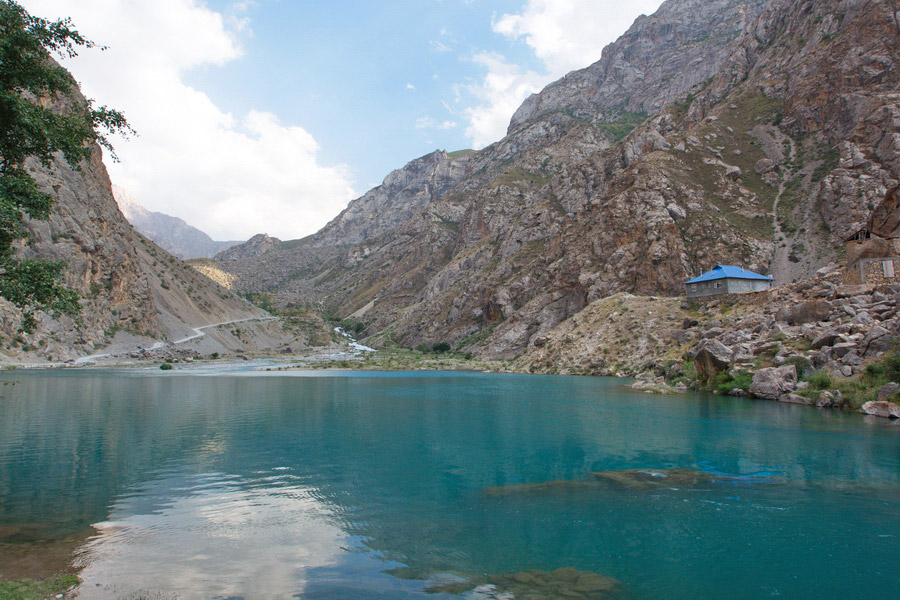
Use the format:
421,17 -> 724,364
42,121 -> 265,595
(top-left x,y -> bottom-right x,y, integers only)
75,470 -> 346,600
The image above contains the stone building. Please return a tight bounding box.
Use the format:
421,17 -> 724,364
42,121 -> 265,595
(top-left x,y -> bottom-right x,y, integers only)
843,229 -> 900,285
685,265 -> 774,299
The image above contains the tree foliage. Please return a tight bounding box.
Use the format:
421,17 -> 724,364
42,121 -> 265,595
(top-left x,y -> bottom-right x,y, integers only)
0,0 -> 132,331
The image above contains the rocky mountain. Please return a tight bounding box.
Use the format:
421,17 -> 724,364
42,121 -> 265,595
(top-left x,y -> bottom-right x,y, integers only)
216,0 -> 899,361
215,233 -> 282,262
113,186 -> 241,259
0,85 -> 324,363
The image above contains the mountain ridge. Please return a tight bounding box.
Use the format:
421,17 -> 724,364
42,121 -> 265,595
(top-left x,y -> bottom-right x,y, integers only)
113,186 -> 242,259
213,0 -> 790,356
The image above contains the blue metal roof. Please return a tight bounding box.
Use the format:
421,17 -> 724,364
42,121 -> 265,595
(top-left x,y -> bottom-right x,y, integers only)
684,265 -> 773,284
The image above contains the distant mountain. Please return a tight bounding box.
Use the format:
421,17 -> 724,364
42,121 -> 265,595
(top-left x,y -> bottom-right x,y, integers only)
113,186 -> 241,259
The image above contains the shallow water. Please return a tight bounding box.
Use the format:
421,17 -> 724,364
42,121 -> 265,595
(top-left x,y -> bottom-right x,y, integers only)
1,369 -> 899,599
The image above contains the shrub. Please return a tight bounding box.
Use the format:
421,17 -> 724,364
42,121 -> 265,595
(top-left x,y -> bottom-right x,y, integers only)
784,355 -> 812,377
715,371 -> 752,395
432,342 -> 452,353
804,370 -> 832,391
882,352 -> 900,382
159,362 -> 173,370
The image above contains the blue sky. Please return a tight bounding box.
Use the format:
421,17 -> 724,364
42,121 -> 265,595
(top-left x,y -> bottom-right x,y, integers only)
192,0 -> 540,189
21,0 -> 663,240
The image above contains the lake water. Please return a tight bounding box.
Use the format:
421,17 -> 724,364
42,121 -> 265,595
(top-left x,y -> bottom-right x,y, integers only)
1,368 -> 899,599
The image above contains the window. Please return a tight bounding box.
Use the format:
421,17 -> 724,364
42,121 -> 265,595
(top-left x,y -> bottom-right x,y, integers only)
883,261 -> 895,278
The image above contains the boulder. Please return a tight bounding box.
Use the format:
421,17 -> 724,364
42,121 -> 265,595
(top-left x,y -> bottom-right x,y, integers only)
749,365 -> 798,400
875,382 -> 900,401
810,331 -> 842,350
831,342 -> 857,358
841,349 -> 863,366
860,400 -> 900,419
863,326 -> 894,356
693,340 -> 733,382
835,285 -> 874,299
780,393 -> 813,405
777,300 -> 832,325
816,391 -> 836,408
755,158 -> 776,175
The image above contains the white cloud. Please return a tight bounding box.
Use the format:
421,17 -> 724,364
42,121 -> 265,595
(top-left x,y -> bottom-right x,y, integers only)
79,473 -> 346,599
430,40 -> 452,53
415,116 -> 458,131
460,52 -> 549,149
20,0 -> 356,241
462,0 -> 664,148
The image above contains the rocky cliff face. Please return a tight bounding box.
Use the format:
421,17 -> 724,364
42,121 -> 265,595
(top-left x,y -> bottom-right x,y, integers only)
114,186 -> 241,259
0,87 -> 307,362
217,0 -> 900,361
508,0 -> 768,131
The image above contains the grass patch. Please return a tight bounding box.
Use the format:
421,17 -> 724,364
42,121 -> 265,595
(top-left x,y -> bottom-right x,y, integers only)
800,352 -> 900,409
435,215 -> 460,233
803,370 -> 833,391
456,323 -> 498,350
595,112 -> 648,141
489,167 -> 551,191
0,574 -> 79,600
447,149 -> 473,159
811,146 -> 840,182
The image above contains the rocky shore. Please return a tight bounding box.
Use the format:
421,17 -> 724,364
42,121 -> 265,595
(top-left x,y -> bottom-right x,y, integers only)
516,266 -> 900,419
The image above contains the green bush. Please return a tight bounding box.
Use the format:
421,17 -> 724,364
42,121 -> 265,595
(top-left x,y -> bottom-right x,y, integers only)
432,342 -> 451,353
715,371 -> 752,395
784,355 -> 812,377
159,362 -> 173,371
882,352 -> 900,382
804,370 -> 832,391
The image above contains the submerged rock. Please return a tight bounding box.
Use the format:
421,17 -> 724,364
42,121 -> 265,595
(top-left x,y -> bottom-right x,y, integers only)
486,468 -> 781,496
591,468 -> 722,489
630,379 -> 675,394
427,568 -> 622,599
483,480 -> 602,496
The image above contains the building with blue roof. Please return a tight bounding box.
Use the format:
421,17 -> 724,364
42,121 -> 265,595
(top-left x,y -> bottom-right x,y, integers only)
684,265 -> 774,299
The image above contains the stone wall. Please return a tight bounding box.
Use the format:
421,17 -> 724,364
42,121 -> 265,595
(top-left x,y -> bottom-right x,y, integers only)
686,278 -> 772,299
851,257 -> 900,286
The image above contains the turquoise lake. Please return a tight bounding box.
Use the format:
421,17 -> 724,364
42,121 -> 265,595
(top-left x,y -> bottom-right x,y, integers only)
1,368 -> 899,599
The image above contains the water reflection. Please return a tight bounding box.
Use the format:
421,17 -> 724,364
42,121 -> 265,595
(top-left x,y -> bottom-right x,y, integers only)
77,470 -> 345,600
0,370 -> 899,599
